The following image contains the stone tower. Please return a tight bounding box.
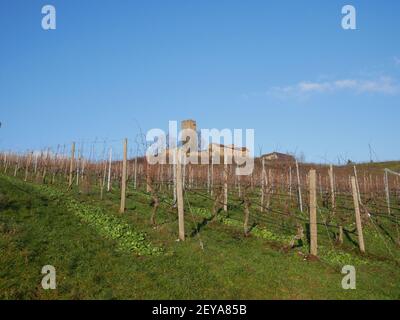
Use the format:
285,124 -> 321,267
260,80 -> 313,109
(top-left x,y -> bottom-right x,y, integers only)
181,119 -> 197,132
181,119 -> 197,149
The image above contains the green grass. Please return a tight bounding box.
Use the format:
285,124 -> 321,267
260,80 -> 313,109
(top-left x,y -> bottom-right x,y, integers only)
355,160 -> 400,172
1,174 -> 400,299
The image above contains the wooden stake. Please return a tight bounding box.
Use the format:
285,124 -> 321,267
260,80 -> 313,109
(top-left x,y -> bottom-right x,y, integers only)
384,170 -> 391,215
68,142 -> 75,188
309,169 -> 318,256
207,160 -> 211,194
237,163 -> 241,198
3,152 -> 8,174
107,148 -> 112,192
223,163 -> 228,212
173,150 -> 177,206
296,160 -> 303,212
176,149 -> 185,241
351,176 -> 365,253
261,158 -> 266,212
42,148 -> 50,183
51,146 -> 59,184
76,147 -> 81,186
13,157 -> 20,177
133,156 -> 137,190
34,152 -> 38,174
120,139 -> 128,213
146,160 -> 151,193
101,161 -> 107,200
2,152 -> 6,170
329,164 -> 335,212
289,166 -> 292,200
353,165 -> 362,204
36,151 -> 43,180
210,156 -> 214,196
338,226 -> 344,245
24,152 -> 32,182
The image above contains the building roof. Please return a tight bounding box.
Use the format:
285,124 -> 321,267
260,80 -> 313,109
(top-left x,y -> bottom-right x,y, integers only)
262,152 -> 295,160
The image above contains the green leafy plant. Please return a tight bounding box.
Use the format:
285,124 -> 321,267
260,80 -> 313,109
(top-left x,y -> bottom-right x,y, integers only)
31,183 -> 162,256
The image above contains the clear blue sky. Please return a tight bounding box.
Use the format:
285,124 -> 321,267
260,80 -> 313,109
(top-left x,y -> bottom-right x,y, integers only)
1,0 -> 399,163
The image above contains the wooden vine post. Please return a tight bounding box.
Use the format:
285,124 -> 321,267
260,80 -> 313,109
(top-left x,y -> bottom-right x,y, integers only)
237,163 -> 241,198
329,164 -> 335,211
146,159 -> 151,193
296,159 -> 303,212
119,138 -> 127,213
107,148 -> 112,192
176,149 -> 185,241
172,150 -> 177,206
3,153 -> 8,174
14,157 -> 20,177
223,163 -> 228,212
351,176 -> 366,253
384,170 -> 391,215
133,156 -> 137,190
76,148 -> 80,186
353,165 -> 362,204
68,142 -> 75,188
42,148 -> 50,183
34,153 -> 38,175
289,166 -> 292,200
261,158 -> 266,212
24,152 -> 32,182
309,169 -> 318,256
207,156 -> 211,194
210,152 -> 214,196
100,161 -> 107,200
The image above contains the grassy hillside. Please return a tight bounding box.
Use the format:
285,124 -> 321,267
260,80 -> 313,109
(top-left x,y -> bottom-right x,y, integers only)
0,174 -> 399,299
349,161 -> 400,172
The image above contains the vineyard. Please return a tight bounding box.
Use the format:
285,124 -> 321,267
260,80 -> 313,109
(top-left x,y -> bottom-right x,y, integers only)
1,139 -> 400,299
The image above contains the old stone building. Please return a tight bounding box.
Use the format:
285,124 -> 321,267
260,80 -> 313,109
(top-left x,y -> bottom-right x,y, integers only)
262,152 -> 295,163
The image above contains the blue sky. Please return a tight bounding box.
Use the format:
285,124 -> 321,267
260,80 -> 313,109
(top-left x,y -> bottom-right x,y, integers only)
0,0 -> 399,163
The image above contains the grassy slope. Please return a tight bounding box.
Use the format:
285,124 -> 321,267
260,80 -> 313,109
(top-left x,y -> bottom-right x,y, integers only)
0,174 -> 399,299
356,161 -> 400,171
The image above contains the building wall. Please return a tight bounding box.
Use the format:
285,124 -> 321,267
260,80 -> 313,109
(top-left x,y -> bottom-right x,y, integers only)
263,153 -> 295,162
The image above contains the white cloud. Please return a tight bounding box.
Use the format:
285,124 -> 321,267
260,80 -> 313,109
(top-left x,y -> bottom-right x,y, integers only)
298,81 -> 331,92
267,76 -> 400,98
334,79 -> 358,89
